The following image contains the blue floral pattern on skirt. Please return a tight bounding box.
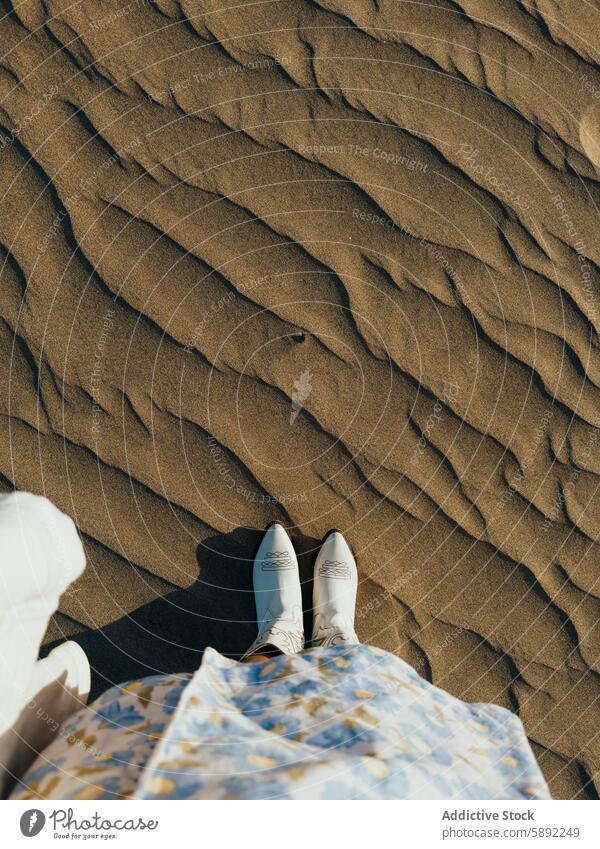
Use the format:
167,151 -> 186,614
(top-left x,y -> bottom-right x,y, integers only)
11,645 -> 550,800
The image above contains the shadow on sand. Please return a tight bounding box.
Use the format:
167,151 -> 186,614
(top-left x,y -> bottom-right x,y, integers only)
44,526 -> 320,701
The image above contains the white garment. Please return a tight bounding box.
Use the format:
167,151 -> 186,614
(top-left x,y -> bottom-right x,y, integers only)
0,491 -> 89,797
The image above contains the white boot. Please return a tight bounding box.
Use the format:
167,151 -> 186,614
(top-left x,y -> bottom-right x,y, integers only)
242,523 -> 304,659
312,530 -> 359,648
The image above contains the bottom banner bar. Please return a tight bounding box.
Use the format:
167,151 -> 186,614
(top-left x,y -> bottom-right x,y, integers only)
0,799 -> 596,848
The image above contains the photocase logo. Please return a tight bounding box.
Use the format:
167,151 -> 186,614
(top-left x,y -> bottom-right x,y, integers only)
290,370 -> 312,424
20,810 -> 46,837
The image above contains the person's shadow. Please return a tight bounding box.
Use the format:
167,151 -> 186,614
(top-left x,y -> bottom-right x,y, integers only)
44,527 -> 319,701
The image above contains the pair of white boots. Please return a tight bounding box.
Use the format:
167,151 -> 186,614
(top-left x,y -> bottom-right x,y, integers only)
243,524 -> 359,659
0,492 -> 90,797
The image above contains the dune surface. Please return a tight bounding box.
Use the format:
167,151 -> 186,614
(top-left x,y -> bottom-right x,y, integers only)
1,0 -> 600,798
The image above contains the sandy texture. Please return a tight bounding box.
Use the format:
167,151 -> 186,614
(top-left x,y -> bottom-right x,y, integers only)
1,0 -> 599,798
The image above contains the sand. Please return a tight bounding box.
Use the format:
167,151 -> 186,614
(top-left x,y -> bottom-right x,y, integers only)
0,0 -> 599,799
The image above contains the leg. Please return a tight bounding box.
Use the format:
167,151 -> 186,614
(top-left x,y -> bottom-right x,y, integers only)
243,653 -> 274,664
242,644 -> 283,664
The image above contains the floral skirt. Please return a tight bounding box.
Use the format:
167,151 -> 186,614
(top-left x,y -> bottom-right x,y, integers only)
11,645 -> 550,800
